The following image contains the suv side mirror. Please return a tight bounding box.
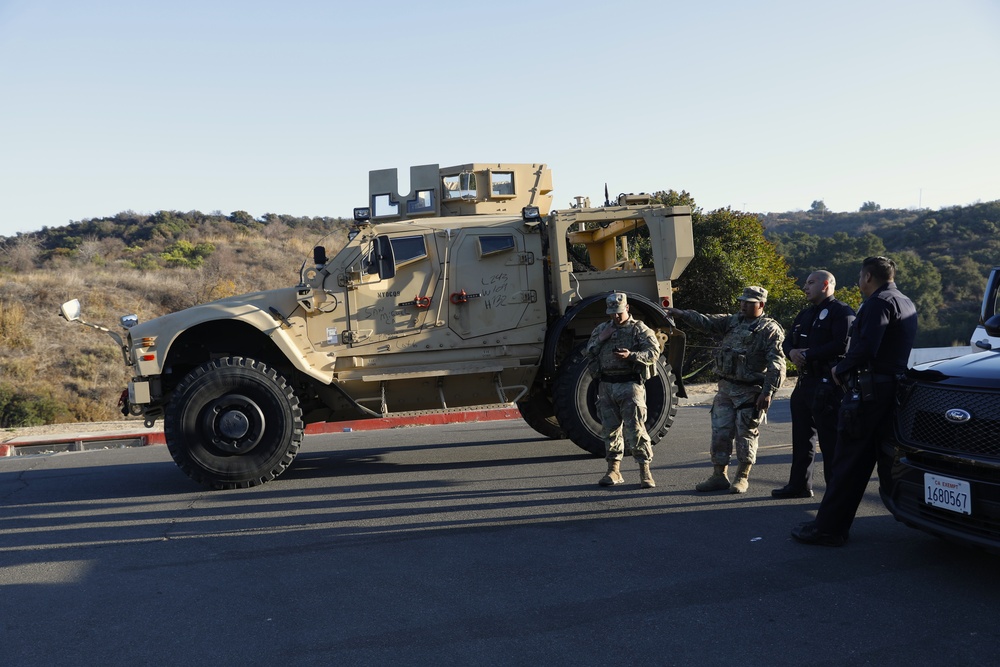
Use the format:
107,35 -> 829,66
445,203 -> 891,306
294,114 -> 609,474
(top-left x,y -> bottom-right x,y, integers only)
984,314 -> 1000,338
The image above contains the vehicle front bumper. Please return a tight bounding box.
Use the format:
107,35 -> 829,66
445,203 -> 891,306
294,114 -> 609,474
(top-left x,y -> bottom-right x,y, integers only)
880,439 -> 1000,554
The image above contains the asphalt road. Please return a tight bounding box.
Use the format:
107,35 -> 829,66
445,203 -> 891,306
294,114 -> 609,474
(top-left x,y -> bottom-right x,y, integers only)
1,398 -> 997,666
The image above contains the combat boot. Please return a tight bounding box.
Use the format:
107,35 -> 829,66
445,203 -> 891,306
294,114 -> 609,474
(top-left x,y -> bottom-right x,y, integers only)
639,462 -> 656,489
695,464 -> 730,492
599,460 -> 624,486
730,462 -> 753,494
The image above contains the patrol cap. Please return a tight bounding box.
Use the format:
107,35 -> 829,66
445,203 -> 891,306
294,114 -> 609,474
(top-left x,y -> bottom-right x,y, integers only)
606,292 -> 628,314
737,286 -> 768,303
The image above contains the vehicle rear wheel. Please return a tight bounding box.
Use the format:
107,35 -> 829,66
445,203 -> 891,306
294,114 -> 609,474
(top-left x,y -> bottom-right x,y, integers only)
553,349 -> 678,457
164,357 -> 304,489
517,390 -> 566,440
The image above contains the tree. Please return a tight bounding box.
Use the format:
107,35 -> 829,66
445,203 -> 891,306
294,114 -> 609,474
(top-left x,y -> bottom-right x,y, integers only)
810,200 -> 828,213
860,201 -> 881,212
0,234 -> 41,272
229,210 -> 261,230
892,250 -> 943,332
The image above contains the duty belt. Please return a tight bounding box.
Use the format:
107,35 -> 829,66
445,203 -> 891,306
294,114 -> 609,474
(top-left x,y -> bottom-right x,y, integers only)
721,376 -> 761,386
600,373 -> 641,384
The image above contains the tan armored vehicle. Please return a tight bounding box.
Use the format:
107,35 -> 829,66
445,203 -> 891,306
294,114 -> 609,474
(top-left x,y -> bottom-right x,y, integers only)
61,162 -> 694,488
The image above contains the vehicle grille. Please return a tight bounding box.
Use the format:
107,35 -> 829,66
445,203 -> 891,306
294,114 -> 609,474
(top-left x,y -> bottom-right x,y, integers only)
895,384 -> 1000,460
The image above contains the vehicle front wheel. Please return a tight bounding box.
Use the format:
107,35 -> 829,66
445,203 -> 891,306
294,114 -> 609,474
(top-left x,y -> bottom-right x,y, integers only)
552,350 -> 678,457
164,357 -> 304,489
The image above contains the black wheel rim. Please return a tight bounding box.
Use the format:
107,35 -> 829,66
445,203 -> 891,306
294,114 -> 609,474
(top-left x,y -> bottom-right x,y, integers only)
202,394 -> 266,454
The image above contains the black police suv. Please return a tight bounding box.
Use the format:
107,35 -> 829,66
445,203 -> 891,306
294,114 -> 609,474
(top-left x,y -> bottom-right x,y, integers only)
880,315 -> 1000,554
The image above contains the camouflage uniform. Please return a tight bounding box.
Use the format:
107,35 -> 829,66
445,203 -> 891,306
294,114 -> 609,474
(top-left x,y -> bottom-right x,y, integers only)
674,310 -> 785,466
585,314 -> 660,464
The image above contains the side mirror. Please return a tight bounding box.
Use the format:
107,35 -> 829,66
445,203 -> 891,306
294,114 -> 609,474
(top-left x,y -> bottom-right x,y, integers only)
60,299 -> 82,322
985,314 -> 1000,338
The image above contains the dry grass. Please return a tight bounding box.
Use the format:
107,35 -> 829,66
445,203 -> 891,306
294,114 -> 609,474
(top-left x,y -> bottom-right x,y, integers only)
0,300 -> 29,348
0,224 -> 348,425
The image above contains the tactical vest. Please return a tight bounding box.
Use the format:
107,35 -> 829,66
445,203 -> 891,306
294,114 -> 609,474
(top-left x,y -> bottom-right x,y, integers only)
588,319 -> 659,381
714,316 -> 783,387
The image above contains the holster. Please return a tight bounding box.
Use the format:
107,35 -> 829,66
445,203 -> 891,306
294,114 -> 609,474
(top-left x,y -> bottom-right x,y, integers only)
844,368 -> 877,402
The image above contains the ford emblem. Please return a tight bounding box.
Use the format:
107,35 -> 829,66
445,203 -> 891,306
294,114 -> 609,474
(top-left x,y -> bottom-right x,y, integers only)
944,408 -> 972,424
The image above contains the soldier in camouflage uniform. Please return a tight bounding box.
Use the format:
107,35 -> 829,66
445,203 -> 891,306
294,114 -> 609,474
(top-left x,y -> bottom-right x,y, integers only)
666,286 -> 786,494
586,292 -> 661,489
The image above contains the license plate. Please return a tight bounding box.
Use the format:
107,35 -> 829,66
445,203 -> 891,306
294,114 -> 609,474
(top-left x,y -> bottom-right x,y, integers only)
924,473 -> 972,515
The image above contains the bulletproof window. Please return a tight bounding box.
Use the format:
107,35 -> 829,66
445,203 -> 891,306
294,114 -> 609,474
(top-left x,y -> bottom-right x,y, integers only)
442,172 -> 478,200
389,235 -> 427,268
477,234 -> 516,258
490,171 -> 514,197
372,194 -> 399,218
406,189 -> 435,214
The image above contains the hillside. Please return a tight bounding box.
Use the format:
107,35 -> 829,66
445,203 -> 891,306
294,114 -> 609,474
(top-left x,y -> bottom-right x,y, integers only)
764,200 -> 1000,346
0,210 -> 350,427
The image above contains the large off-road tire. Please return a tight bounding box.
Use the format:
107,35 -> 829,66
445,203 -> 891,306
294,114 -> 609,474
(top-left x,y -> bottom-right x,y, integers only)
164,357 -> 304,489
517,391 -> 566,440
553,351 -> 678,457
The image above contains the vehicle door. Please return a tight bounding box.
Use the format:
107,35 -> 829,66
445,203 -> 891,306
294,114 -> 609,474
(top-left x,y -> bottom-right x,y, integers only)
306,231 -> 439,352
443,228 -> 542,339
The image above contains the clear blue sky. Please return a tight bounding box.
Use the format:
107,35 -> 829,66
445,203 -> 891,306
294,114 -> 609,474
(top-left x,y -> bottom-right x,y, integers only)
1,0 -> 998,237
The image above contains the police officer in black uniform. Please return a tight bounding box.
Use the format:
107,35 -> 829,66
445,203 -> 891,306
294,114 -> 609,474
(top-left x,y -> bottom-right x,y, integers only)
792,256 -> 917,546
773,270 -> 855,499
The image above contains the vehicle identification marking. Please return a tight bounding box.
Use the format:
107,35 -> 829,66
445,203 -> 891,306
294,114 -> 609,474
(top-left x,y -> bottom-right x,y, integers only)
924,473 -> 971,515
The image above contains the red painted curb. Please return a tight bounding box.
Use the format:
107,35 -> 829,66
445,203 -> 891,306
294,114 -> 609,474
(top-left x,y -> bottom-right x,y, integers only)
305,407 -> 520,435
144,432 -> 167,446
0,408 -> 520,453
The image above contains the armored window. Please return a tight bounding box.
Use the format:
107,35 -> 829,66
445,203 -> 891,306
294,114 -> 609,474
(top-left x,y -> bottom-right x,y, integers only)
490,171 -> 515,197
389,235 -> 427,268
372,194 -> 399,218
406,190 -> 435,214
477,234 -> 516,258
442,172 -> 478,200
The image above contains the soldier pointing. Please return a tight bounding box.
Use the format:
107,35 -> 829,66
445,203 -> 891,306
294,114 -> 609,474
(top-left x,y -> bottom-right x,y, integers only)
666,286 -> 786,494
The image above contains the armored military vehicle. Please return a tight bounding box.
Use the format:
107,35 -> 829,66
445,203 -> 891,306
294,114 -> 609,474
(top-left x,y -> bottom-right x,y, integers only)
60,162 -> 694,488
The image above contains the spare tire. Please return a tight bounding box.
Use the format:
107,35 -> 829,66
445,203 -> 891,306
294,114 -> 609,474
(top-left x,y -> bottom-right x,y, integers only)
553,349 -> 678,457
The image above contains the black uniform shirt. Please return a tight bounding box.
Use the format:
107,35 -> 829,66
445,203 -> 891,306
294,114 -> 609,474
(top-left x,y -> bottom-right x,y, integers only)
837,282 -> 918,376
783,296 -> 855,374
